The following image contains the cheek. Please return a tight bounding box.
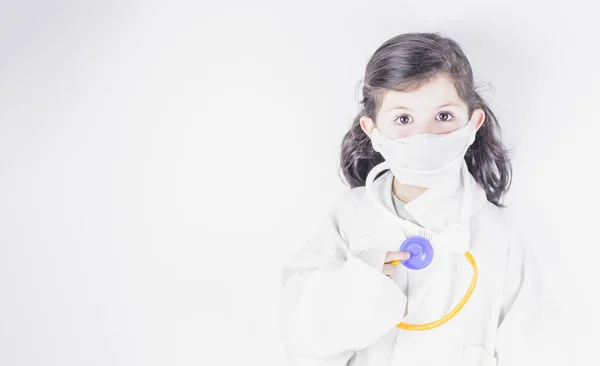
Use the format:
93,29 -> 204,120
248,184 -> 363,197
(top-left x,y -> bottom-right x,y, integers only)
377,119 -> 414,138
381,123 -> 431,139
379,125 -> 413,139
394,130 -> 415,138
426,120 -> 463,134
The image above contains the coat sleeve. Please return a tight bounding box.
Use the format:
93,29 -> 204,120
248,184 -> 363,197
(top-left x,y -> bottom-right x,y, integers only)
494,226 -> 570,365
276,191 -> 408,364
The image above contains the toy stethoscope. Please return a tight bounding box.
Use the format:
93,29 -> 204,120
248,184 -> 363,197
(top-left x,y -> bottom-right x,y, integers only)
365,160 -> 478,331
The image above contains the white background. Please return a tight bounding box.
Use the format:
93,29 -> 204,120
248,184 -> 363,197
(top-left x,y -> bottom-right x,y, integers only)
1,0 -> 598,365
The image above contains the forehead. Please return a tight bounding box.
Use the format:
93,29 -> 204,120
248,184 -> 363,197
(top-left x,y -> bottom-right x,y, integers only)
379,73 -> 465,113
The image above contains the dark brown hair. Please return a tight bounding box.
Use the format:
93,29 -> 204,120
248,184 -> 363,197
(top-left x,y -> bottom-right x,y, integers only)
339,32 -> 512,207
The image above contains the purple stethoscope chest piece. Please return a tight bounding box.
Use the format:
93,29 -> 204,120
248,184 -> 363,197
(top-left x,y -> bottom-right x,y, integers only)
399,235 -> 434,270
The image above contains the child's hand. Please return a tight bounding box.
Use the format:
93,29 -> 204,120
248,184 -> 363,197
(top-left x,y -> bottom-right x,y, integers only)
382,251 -> 411,278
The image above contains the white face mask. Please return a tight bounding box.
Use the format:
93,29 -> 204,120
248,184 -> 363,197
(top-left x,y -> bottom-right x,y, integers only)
370,120 -> 477,189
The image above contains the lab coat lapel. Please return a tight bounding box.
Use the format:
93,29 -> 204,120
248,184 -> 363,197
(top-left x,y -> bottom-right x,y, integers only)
403,174 -> 463,233
407,169 -> 468,325
371,168 -> 464,233
401,181 -> 461,325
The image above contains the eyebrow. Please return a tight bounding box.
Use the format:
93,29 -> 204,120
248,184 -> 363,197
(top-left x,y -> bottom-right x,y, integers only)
384,103 -> 459,112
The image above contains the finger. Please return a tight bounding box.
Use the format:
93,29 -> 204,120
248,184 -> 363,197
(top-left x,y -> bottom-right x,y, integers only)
382,263 -> 396,276
384,251 -> 411,263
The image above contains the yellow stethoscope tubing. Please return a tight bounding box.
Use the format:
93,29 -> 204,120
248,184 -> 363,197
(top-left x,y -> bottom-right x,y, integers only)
391,251 -> 478,330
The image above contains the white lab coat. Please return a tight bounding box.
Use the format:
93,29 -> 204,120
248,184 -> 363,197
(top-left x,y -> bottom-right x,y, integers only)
276,168 -> 567,366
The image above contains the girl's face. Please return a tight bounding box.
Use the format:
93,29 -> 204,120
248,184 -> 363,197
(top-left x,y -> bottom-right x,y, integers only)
360,73 -> 485,139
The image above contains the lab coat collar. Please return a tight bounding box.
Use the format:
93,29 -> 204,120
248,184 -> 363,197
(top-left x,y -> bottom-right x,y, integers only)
369,167 -> 488,235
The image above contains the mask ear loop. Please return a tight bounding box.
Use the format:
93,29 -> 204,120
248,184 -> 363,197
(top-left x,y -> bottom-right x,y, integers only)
364,160 -> 479,331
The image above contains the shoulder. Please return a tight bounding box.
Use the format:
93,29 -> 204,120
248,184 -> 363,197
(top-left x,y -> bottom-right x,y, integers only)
327,185 -> 368,221
472,201 -> 511,236
324,185 -> 377,239
308,185 -> 370,230
470,200 -> 529,264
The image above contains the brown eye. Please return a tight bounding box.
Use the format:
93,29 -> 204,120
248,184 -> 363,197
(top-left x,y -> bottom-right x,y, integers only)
394,115 -> 412,125
437,112 -> 455,122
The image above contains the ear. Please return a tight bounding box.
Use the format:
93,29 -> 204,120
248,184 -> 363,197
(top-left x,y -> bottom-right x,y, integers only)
471,108 -> 486,131
360,116 -> 375,138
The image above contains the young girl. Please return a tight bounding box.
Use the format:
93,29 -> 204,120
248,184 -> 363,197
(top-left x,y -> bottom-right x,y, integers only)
276,32 -> 565,366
